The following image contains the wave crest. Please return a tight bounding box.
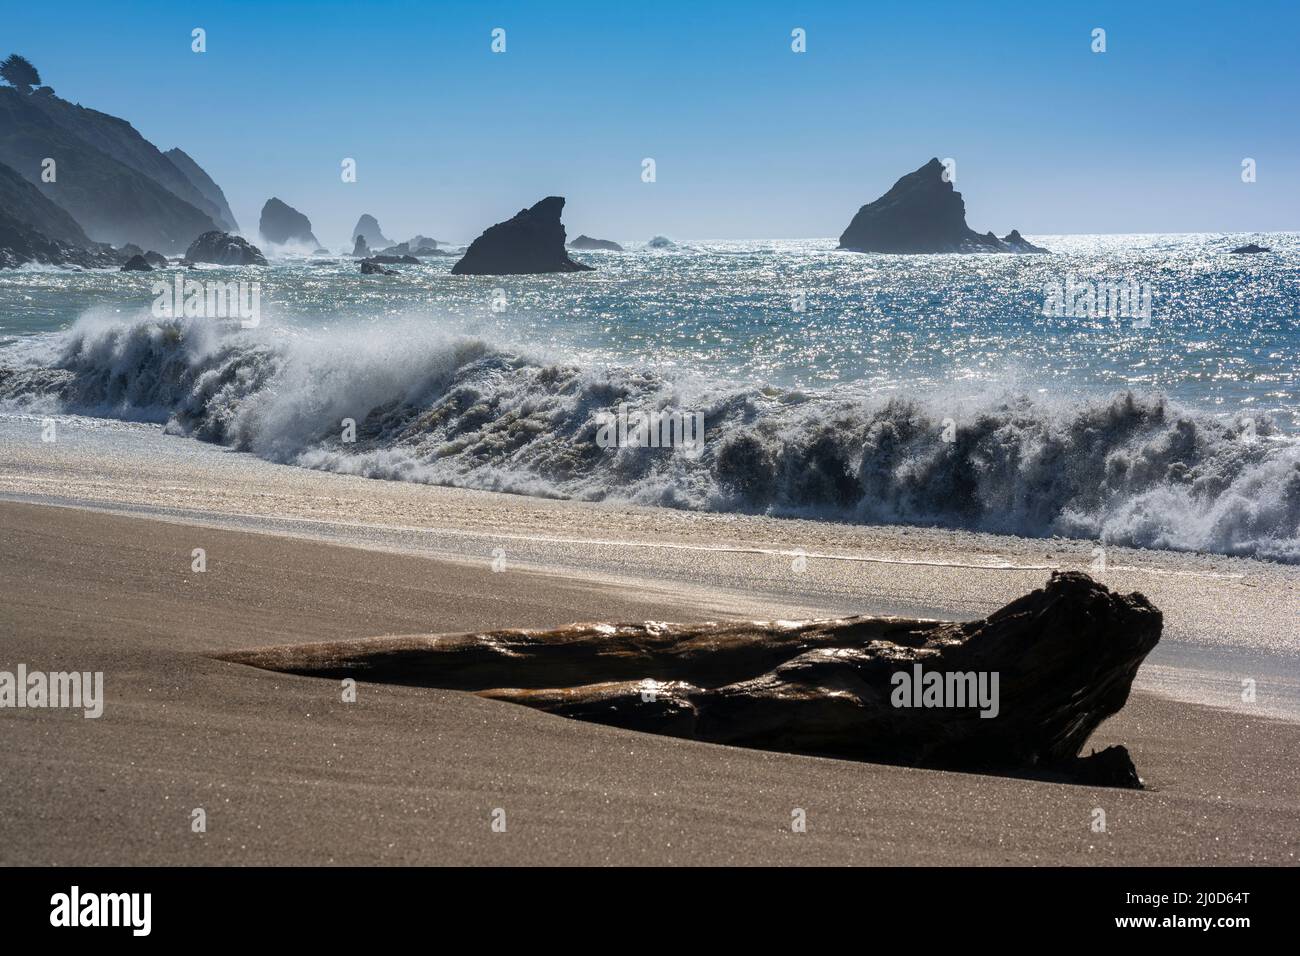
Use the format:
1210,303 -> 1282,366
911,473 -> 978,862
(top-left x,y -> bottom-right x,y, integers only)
3,314 -> 1298,562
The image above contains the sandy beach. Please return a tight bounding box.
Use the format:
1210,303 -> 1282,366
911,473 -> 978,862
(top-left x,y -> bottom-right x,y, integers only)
1,414 -> 1298,865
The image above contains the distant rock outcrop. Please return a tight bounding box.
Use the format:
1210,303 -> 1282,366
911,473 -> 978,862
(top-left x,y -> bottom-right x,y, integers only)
645,236 -> 677,249
351,235 -> 371,258
367,254 -> 418,264
164,147 -> 239,233
352,214 -> 391,250
117,244 -> 168,269
452,196 -> 593,276
0,209 -> 117,269
1001,229 -> 1049,253
120,254 -> 152,271
183,230 -> 267,266
569,234 -> 624,252
360,258 -> 396,275
839,158 -> 1048,254
259,198 -> 319,248
1230,243 -> 1271,254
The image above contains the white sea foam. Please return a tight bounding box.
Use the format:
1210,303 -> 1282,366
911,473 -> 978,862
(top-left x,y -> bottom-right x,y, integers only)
2,311 -> 1297,562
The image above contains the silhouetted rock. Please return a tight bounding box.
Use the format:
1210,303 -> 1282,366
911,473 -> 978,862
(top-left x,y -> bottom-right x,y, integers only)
1230,243 -> 1271,254
352,214 -> 391,250
367,253 -> 418,264
0,209 -> 118,269
569,234 -> 624,251
646,235 -> 676,249
839,158 -> 1049,254
222,571 -> 1160,788
351,235 -> 371,258
259,197 -> 319,248
184,230 -> 268,266
360,258 -> 396,275
120,254 -> 153,271
452,196 -> 593,275
1001,229 -> 1049,253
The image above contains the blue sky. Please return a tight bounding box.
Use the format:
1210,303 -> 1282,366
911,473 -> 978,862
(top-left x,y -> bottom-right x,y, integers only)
6,0 -> 1298,243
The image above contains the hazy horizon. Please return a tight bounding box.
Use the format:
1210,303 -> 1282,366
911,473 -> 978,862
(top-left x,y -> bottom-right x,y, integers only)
7,0 -> 1299,245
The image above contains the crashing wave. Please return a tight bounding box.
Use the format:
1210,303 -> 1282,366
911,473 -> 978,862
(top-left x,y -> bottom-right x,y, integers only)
2,313 -> 1298,562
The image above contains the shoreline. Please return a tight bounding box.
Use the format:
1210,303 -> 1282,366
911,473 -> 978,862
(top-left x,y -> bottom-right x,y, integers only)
4,413 -> 1299,719
2,497 -> 1298,865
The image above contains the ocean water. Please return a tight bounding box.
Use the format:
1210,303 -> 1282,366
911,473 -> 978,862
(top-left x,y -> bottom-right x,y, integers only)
2,233 -> 1298,561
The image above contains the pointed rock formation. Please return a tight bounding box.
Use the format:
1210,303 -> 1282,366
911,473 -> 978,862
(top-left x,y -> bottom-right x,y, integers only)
839,158 -> 1048,254
220,572 -> 1160,787
259,197 -> 319,248
120,254 -> 153,271
452,196 -> 593,275
351,214 -> 390,250
351,235 -> 371,258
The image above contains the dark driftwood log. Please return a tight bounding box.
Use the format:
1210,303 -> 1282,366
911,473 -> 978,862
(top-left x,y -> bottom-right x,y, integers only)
219,572 -> 1161,787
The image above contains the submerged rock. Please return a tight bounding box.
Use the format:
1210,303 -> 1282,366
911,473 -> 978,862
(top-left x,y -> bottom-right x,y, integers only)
1230,243 -> 1271,254
569,234 -> 624,251
839,158 -> 1049,254
452,196 -> 593,275
184,230 -> 268,266
221,571 -> 1160,787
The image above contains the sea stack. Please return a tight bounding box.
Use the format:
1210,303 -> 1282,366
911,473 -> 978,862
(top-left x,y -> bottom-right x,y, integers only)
352,214 -> 390,250
839,158 -> 1048,254
569,235 -> 624,252
259,198 -> 319,248
451,196 -> 593,275
184,231 -> 268,266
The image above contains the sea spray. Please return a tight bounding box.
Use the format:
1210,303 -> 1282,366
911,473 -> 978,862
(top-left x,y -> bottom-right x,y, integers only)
2,312 -> 1298,562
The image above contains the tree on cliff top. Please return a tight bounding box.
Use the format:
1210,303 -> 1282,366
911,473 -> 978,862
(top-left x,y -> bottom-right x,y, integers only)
1,54 -> 41,93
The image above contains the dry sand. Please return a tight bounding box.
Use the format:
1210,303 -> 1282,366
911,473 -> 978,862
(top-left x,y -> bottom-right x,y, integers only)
2,498 -> 1297,865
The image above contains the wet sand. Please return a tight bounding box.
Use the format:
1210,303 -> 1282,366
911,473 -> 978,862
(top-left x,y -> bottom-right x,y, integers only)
2,497 -> 1298,865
